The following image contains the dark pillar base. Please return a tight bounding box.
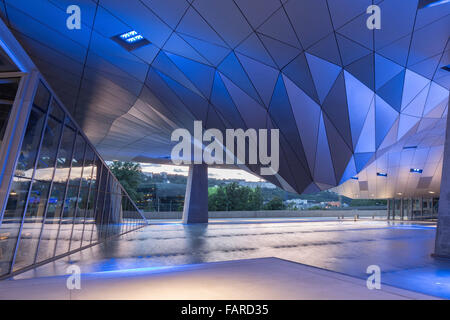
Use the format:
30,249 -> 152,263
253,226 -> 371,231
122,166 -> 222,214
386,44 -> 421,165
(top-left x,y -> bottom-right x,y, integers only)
182,164 -> 208,224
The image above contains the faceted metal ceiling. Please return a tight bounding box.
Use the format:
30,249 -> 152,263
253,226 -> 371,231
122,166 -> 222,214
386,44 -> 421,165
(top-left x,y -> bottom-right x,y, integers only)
1,0 -> 449,196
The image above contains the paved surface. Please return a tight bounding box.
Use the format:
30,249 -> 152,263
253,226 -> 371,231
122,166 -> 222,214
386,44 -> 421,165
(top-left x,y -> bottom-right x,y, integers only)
0,258 -> 437,300
5,218 -> 450,299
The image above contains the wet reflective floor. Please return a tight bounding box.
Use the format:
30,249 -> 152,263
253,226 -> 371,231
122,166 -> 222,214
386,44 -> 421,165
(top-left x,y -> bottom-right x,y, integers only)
15,218 -> 450,299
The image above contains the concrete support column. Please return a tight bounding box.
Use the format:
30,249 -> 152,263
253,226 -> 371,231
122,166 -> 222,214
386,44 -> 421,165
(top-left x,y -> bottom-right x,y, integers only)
420,197 -> 424,219
435,106 -> 450,258
400,198 -> 404,220
183,164 -> 208,224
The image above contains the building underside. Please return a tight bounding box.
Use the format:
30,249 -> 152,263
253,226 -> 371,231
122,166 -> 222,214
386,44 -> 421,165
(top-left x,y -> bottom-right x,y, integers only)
0,0 -> 450,278
1,0 -> 448,197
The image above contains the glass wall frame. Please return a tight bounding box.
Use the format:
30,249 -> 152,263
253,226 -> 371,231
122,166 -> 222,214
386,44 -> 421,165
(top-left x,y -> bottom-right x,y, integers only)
0,62 -> 147,279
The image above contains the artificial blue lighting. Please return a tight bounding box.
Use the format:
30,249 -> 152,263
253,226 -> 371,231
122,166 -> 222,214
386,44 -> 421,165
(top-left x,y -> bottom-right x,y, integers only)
350,176 -> 359,180
120,30 -> 138,39
119,31 -> 145,44
377,172 -> 388,177
423,0 -> 450,8
0,39 -> 27,72
126,35 -> 144,43
410,168 -> 423,173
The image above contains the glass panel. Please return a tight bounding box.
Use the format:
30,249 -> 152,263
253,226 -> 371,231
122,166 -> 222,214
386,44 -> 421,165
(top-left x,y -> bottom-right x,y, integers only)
0,78 -> 20,144
76,146 -> 94,249
82,154 -> 98,246
56,133 -> 85,255
69,134 -> 86,187
32,82 -> 50,112
36,121 -> 75,262
15,107 -> 46,178
33,102 -> 63,181
13,180 -> 51,271
0,46 -> 19,72
95,165 -> 108,224
0,177 -> 31,276
122,196 -> 128,233
0,77 -> 20,101
90,161 -> 103,244
68,134 -> 86,250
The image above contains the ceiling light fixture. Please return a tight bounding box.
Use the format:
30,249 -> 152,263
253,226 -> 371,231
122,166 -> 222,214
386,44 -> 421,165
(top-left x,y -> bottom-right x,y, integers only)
112,30 -> 150,51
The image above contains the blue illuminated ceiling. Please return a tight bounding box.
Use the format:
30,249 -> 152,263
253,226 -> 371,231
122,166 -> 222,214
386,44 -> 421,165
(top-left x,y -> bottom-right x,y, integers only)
1,0 -> 449,197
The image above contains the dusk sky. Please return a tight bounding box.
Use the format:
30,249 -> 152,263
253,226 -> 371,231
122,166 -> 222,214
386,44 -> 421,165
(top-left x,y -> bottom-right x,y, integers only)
140,164 -> 264,182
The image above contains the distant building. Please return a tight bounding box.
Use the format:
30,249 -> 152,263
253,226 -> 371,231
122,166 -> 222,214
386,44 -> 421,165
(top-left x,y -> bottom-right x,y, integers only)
238,181 -> 277,189
285,199 -> 309,209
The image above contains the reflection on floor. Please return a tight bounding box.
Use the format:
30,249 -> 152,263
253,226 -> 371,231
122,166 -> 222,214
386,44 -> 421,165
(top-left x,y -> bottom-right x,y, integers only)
0,258 -> 438,300
5,218 -> 450,299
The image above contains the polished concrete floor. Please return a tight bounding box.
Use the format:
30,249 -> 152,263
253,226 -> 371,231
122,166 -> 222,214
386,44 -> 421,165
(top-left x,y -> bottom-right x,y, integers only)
8,218 -> 449,299
0,257 -> 436,300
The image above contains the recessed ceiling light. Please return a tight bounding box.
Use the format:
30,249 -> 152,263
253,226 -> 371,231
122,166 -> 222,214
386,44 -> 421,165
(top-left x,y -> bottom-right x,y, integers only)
377,172 -> 387,177
120,30 -> 138,40
410,168 -> 423,173
429,191 -> 435,194
120,31 -> 145,43
112,30 -> 150,51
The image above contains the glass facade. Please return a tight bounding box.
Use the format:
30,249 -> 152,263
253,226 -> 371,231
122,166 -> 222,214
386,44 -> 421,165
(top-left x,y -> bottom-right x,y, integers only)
0,79 -> 147,277
0,77 -> 20,145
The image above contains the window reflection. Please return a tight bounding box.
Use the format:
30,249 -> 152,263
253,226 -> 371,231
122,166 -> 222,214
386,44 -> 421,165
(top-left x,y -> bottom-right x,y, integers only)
34,100 -> 63,181
0,78 -> 20,145
33,82 -> 51,112
54,129 -> 83,256
13,180 -> 51,271
0,177 -> 31,275
0,80 -> 146,277
15,108 -> 46,179
36,120 -> 75,262
0,47 -> 19,72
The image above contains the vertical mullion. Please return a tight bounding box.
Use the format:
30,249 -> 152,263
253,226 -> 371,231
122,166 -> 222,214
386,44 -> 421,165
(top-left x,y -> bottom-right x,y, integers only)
67,139 -> 87,251
89,163 -> 103,244
99,172 -> 110,241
